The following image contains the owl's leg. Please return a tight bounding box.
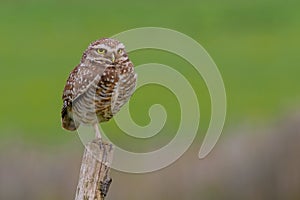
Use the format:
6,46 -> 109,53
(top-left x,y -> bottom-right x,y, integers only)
93,123 -> 102,139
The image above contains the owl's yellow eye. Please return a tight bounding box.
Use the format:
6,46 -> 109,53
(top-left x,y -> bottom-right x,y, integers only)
97,48 -> 106,54
117,48 -> 124,54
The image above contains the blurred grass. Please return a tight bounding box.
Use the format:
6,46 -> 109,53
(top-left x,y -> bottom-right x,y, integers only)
0,0 -> 299,144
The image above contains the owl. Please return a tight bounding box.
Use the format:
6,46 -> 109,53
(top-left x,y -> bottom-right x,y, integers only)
61,38 -> 137,138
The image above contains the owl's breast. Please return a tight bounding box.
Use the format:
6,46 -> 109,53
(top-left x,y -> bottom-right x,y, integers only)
111,69 -> 137,115
94,64 -> 137,122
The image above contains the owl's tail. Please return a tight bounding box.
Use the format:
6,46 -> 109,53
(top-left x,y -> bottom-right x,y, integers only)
61,105 -> 78,131
62,115 -> 78,131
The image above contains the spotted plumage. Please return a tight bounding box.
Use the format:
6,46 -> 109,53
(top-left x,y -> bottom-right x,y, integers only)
61,38 -> 137,138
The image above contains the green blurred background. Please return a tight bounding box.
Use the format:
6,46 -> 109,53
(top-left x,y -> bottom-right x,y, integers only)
0,0 -> 299,199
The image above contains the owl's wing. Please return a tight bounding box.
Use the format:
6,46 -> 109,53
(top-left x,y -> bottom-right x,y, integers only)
61,64 -> 106,118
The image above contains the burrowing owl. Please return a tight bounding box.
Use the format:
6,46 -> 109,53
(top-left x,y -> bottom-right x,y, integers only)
61,38 -> 137,138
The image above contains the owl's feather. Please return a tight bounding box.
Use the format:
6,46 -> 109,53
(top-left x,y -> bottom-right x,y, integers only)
61,64 -> 106,130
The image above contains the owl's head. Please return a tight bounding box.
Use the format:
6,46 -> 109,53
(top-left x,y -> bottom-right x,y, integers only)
82,38 -> 127,65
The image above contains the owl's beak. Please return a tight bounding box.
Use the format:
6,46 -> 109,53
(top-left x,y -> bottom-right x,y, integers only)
111,54 -> 115,63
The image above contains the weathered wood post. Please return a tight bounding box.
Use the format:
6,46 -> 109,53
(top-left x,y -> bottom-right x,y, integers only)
75,139 -> 114,200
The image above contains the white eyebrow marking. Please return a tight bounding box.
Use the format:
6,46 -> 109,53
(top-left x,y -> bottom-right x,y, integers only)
117,43 -> 125,49
92,44 -> 107,49
92,44 -> 116,52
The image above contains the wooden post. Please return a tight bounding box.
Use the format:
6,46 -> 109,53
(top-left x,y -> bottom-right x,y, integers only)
75,139 -> 114,200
